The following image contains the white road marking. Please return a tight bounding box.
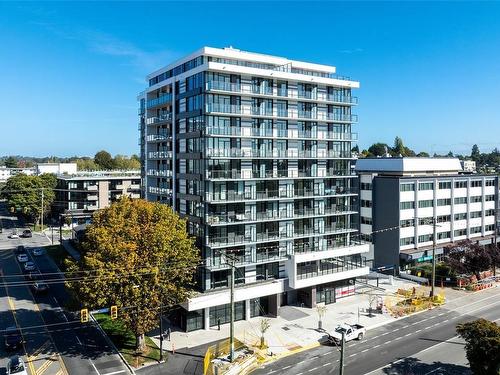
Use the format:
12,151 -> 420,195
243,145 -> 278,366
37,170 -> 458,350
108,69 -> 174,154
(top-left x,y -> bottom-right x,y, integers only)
101,372 -> 126,375
322,362 -> 330,367
415,329 -> 422,333
308,367 -> 319,372
361,348 -> 369,353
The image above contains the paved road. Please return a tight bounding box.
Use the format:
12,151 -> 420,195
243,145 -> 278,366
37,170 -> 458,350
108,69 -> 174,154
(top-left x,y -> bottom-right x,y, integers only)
254,287 -> 500,375
0,203 -> 130,375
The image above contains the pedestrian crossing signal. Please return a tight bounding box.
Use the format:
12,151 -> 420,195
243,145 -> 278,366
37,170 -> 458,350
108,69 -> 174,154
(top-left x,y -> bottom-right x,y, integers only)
110,305 -> 118,320
80,308 -> 89,323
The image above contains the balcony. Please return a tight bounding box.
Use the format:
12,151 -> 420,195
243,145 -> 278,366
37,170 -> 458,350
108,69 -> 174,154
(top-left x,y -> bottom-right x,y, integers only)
148,186 -> 172,196
147,169 -> 172,177
148,151 -> 172,159
205,104 -> 357,123
146,112 -> 172,125
293,238 -> 369,256
146,94 -> 172,109
206,81 -> 242,93
326,95 -> 358,105
146,132 -> 171,142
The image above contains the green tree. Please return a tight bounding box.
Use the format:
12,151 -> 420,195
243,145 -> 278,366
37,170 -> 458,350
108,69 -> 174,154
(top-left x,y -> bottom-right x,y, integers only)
113,155 -> 141,170
76,158 -> 99,171
66,198 -> 200,351
351,145 -> 359,154
2,174 -> 55,227
94,150 -> 115,170
456,319 -> 500,375
471,144 -> 480,162
417,151 -> 430,157
393,136 -> 405,156
368,143 -> 390,157
4,156 -> 17,168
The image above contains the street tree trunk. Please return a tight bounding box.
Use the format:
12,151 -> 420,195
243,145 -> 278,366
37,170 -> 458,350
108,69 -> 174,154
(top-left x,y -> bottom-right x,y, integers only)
136,333 -> 146,352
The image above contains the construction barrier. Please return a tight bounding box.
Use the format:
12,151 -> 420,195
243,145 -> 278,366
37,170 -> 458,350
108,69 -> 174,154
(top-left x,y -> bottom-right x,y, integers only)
203,338 -> 247,375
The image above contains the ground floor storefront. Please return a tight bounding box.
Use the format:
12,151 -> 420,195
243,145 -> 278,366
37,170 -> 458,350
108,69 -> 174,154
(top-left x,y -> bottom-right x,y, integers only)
175,278 -> 357,332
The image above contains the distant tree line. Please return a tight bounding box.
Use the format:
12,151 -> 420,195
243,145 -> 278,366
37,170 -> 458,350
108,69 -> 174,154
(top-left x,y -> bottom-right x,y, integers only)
355,138 -> 500,171
1,151 -> 141,171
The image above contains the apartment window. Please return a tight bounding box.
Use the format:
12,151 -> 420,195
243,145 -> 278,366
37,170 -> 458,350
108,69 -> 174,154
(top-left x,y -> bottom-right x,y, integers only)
470,226 -> 482,234
418,217 -> 433,225
454,181 -> 467,188
400,219 -> 415,228
470,180 -> 482,188
360,182 -> 372,191
437,215 -> 451,223
454,229 -> 467,237
454,212 -> 467,220
186,72 -> 204,91
186,94 -> 204,111
437,231 -> 451,240
418,234 -> 433,243
419,182 -> 434,191
485,195 -> 495,201
485,224 -> 495,231
361,200 -> 372,208
470,211 -> 482,219
400,237 -> 415,246
400,201 -> 415,210
418,200 -> 433,208
361,216 -> 372,225
454,197 -> 467,204
400,183 -> 415,192
438,181 -> 452,189
470,196 -> 482,203
437,198 -> 451,206
485,209 -> 495,216
485,180 -> 495,187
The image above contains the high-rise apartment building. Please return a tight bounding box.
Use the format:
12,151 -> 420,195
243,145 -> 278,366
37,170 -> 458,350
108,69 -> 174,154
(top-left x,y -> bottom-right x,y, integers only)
356,157 -> 498,272
139,47 -> 369,332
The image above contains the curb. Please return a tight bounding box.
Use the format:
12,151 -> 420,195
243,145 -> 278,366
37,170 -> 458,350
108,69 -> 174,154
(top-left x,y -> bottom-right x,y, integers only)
91,314 -> 136,375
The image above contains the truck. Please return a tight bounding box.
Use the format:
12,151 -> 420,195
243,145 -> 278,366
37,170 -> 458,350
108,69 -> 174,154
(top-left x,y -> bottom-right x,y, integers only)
327,323 -> 366,344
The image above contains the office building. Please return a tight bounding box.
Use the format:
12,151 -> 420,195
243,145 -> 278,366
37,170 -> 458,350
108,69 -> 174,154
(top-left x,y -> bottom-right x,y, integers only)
139,46 -> 369,331
36,162 -> 77,175
356,157 -> 498,271
55,171 -> 141,225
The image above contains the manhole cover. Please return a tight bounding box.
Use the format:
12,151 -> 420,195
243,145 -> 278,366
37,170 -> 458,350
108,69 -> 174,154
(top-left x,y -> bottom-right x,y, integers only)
282,326 -> 290,331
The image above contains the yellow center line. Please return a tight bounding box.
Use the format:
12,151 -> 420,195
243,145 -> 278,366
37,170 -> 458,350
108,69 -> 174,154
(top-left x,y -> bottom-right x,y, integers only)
35,356 -> 56,375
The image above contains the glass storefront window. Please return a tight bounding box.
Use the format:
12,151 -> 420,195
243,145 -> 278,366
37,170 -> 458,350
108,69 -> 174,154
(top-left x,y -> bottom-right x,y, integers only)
209,302 -> 245,326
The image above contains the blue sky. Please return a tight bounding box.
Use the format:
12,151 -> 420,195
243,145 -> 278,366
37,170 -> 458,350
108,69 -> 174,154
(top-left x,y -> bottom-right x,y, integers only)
1,1 -> 500,157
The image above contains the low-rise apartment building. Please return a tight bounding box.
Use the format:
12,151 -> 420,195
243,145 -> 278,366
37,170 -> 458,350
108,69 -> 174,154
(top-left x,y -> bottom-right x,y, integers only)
356,157 -> 498,272
55,171 -> 141,225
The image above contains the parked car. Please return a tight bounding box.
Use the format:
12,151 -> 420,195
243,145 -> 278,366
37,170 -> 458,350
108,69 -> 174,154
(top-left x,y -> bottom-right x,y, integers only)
20,229 -> 32,238
4,327 -> 22,350
327,324 -> 366,344
16,254 -> 28,263
15,246 -> 25,254
23,262 -> 36,272
31,282 -> 49,294
32,248 -> 45,256
8,232 -> 19,239
6,355 -> 28,375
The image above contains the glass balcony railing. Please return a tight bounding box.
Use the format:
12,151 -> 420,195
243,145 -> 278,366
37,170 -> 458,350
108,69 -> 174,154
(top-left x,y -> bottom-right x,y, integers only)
252,85 -> 274,95
294,238 -> 368,254
146,94 -> 172,108
148,186 -> 172,195
298,91 -> 316,100
206,81 -> 241,92
146,112 -> 172,124
148,151 -> 173,159
147,169 -> 172,177
146,133 -> 171,142
205,148 -> 352,159
297,255 -> 367,280
326,95 -> 358,105
326,113 -> 358,122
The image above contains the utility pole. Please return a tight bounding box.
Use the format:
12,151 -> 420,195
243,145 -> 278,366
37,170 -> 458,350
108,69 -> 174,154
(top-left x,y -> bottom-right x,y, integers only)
159,302 -> 163,362
229,256 -> 235,363
430,217 -> 437,297
41,188 -> 44,233
339,330 -> 345,375
494,205 -> 498,277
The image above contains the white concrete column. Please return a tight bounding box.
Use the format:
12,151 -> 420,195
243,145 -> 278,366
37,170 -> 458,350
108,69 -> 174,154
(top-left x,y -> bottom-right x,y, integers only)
204,307 -> 210,330
245,299 -> 251,321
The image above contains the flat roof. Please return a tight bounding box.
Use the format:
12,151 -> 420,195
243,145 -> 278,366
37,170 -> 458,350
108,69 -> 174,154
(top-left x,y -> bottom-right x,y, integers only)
57,171 -> 140,181
355,157 -> 463,174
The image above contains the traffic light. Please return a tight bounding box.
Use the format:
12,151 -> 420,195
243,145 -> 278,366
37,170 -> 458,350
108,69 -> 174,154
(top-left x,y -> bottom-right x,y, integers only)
110,305 -> 118,320
80,308 -> 89,323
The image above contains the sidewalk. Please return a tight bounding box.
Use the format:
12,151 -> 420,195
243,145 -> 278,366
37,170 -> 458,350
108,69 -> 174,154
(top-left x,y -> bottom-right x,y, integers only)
146,277 -> 433,373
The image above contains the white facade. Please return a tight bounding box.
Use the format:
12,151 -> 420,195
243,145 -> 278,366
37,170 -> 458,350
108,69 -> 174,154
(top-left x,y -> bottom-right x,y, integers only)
36,162 -> 78,175
356,157 -> 498,268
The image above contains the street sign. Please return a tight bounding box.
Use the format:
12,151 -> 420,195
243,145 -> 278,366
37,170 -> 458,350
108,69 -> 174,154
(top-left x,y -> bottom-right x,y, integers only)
91,308 -> 110,314
416,255 -> 433,262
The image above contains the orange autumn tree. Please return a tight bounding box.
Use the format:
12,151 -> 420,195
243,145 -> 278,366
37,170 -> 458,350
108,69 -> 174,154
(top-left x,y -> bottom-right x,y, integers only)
66,198 -> 200,350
